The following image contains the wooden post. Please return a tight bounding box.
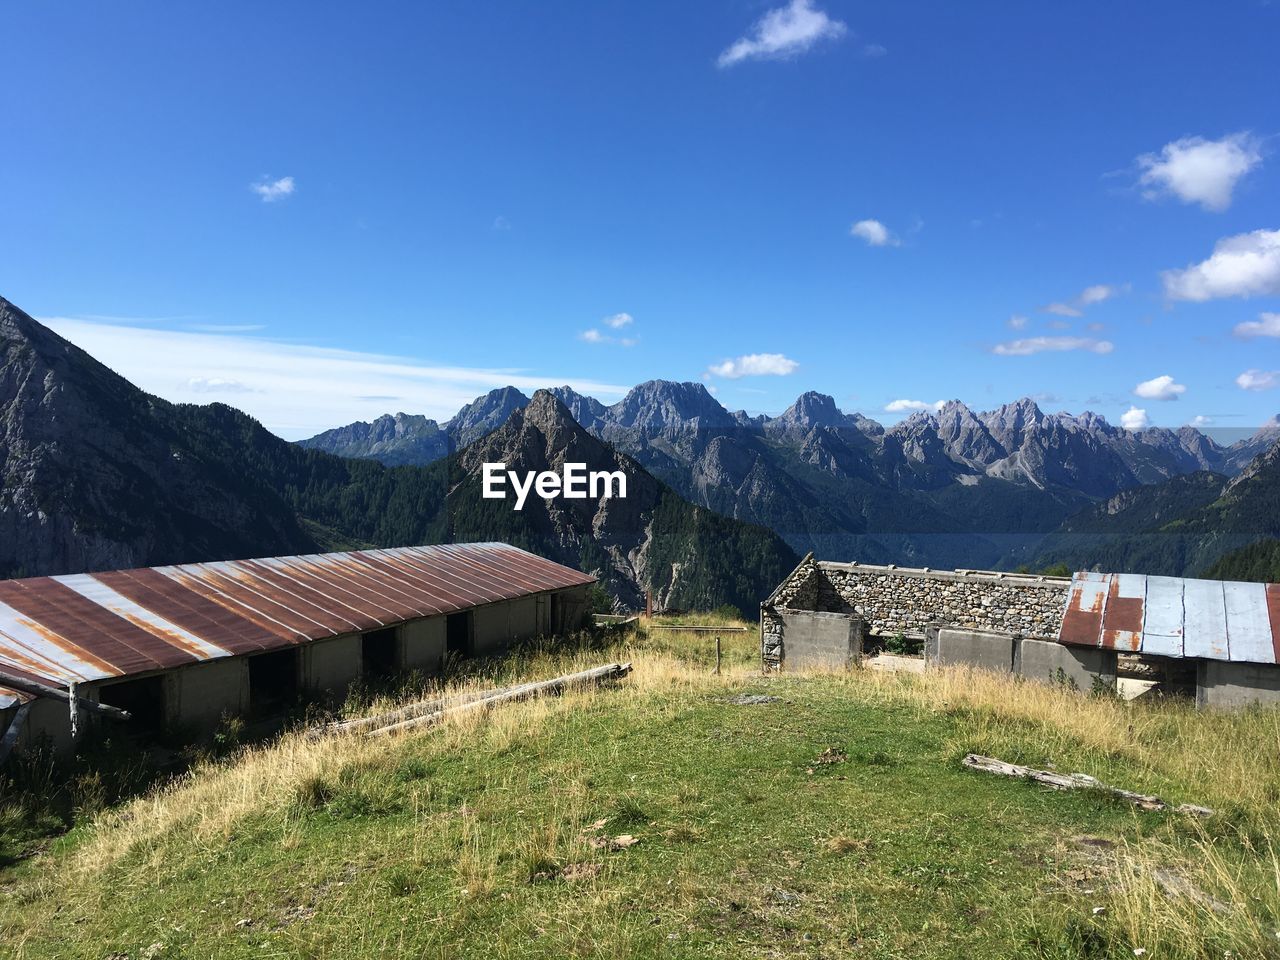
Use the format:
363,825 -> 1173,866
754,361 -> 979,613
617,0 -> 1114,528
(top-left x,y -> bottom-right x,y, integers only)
715,636 -> 722,676
645,590 -> 653,619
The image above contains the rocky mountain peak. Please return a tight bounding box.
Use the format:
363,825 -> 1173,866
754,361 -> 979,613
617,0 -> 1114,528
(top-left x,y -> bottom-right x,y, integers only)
776,391 -> 845,428
607,380 -> 734,432
446,385 -> 530,447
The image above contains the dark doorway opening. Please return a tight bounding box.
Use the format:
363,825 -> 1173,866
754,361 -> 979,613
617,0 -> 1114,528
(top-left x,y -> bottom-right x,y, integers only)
550,593 -> 561,636
249,648 -> 299,717
362,627 -> 399,678
97,675 -> 166,735
446,611 -> 473,658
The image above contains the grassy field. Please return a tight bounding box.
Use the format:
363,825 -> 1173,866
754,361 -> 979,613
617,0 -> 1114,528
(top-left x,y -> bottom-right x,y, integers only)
2,618 -> 1280,958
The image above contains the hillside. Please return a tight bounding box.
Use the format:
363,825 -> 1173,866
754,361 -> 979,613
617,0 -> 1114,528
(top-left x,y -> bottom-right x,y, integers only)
0,296 -> 793,612
2,626 -> 1276,959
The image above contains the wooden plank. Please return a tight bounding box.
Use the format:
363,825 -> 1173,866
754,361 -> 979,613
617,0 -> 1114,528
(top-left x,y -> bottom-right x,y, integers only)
1141,575 -> 1185,658
1223,580 -> 1275,665
962,754 -> 1212,816
1183,578 -> 1229,660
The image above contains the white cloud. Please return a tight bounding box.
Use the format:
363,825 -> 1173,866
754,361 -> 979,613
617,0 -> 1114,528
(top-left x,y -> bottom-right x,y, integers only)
1237,369 -> 1280,392
1043,303 -> 1082,318
1190,415 -> 1213,427
1233,312 -> 1280,339
850,219 -> 898,247
1163,229 -> 1280,301
186,323 -> 266,333
706,353 -> 799,378
1042,283 -> 1126,318
1008,314 -> 1028,330
1137,133 -> 1262,212
1134,374 -> 1187,401
885,399 -> 945,413
603,312 -> 634,329
1078,284 -> 1122,306
188,377 -> 257,394
580,329 -> 607,344
991,337 -> 1115,356
717,0 -> 847,68
493,215 -> 512,231
1120,406 -> 1149,430
41,317 -> 630,440
250,176 -> 295,203
861,43 -> 887,58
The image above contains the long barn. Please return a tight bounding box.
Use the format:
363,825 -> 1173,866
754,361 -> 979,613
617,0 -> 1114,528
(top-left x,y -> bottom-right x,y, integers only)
0,542 -> 594,756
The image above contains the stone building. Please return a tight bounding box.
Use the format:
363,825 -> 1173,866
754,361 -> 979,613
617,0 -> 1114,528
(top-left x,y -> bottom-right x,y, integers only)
761,555 -> 1280,709
0,542 -> 594,757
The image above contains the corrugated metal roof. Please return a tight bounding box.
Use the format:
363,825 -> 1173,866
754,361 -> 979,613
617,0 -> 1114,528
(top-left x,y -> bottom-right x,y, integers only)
0,543 -> 595,690
1060,571 -> 1280,664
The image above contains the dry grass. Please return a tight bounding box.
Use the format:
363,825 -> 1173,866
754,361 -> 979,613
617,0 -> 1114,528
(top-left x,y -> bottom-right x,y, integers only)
6,619 -> 1280,957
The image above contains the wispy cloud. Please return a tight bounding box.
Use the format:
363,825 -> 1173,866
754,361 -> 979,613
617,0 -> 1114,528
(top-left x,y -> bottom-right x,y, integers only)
579,313 -> 637,346
1007,314 -> 1029,330
1237,369 -> 1280,392
706,353 -> 799,378
188,377 -> 257,394
1137,133 -> 1262,212
186,323 -> 266,333
1120,406 -> 1149,430
250,175 -> 295,203
1134,375 -> 1186,401
1233,311 -> 1280,339
850,219 -> 899,247
492,215 -> 512,231
884,399 -> 944,413
717,0 -> 847,68
1043,303 -> 1083,318
1190,415 -> 1213,427
1163,229 -> 1280,301
991,336 -> 1114,356
1042,283 -> 1126,318
41,317 -> 630,440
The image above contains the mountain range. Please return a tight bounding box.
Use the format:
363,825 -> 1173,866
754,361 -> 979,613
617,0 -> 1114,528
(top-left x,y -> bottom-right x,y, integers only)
301,382 -> 1280,572
0,295 -> 795,612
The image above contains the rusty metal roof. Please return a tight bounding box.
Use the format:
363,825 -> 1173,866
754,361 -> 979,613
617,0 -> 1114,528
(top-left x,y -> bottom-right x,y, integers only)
1059,571 -> 1280,664
0,543 -> 595,690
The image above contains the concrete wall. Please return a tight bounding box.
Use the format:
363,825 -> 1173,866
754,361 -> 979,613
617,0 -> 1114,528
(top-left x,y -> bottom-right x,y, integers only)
302,634 -> 362,698
166,657 -> 250,729
22,694 -> 81,756
400,616 -> 446,672
1197,661 -> 1280,709
1016,638 -> 1117,692
775,609 -> 863,671
509,596 -> 538,641
473,601 -> 511,656
928,628 -> 1017,673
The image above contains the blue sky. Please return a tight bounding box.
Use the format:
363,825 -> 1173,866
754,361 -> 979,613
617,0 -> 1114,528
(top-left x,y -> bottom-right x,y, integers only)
2,1 -> 1278,441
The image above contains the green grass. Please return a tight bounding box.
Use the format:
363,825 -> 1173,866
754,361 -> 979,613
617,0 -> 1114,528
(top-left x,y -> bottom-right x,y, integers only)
2,625 -> 1279,958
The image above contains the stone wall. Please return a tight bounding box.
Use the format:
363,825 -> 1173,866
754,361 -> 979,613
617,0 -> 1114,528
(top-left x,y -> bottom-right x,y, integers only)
763,555 -> 1070,669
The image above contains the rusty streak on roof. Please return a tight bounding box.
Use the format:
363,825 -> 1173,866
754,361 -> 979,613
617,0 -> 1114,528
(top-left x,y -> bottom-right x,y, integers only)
1060,571 -> 1280,665
0,543 -> 595,690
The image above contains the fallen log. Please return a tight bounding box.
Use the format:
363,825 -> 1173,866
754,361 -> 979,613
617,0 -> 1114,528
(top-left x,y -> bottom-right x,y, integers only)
327,681 -> 530,737
364,662 -> 633,738
962,754 -> 1213,817
0,670 -> 132,720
